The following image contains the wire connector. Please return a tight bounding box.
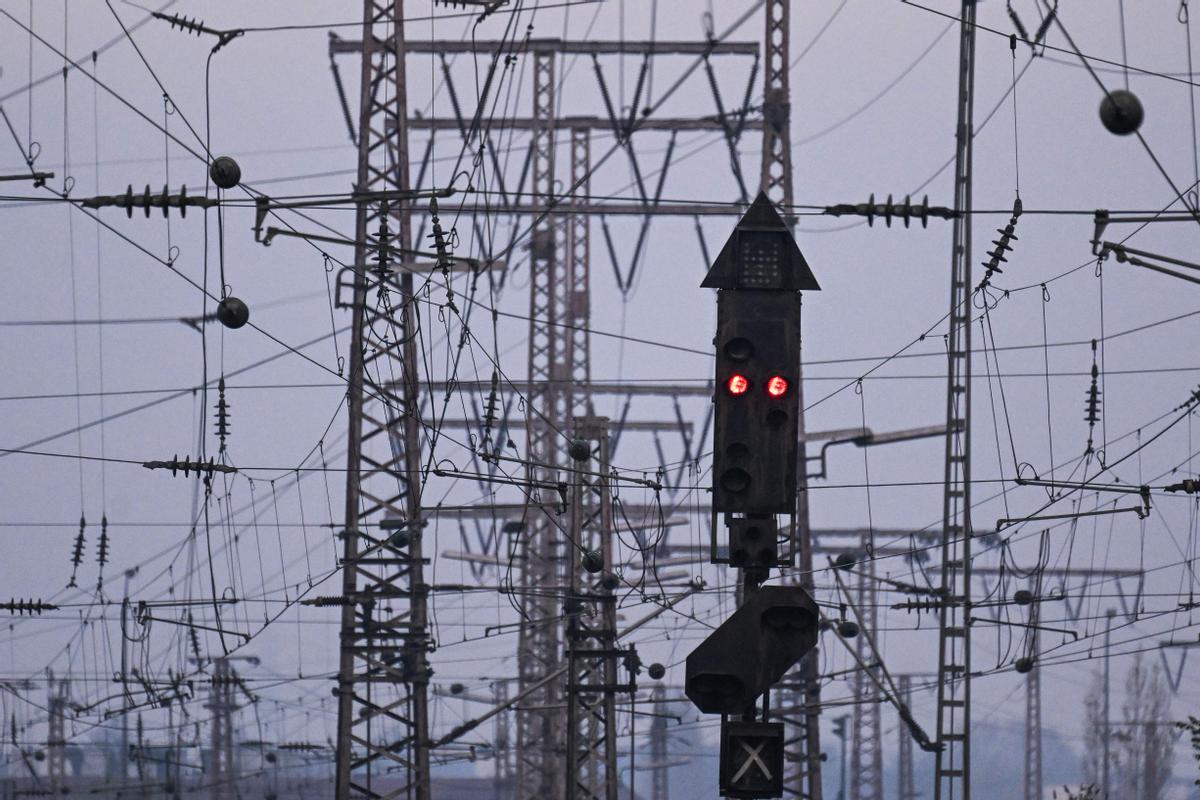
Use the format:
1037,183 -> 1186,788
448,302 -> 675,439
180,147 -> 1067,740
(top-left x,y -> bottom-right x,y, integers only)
300,596 -> 351,607
214,377 -> 231,453
1084,340 -> 1102,453
81,184 -> 218,218
427,197 -> 458,312
823,194 -> 956,227
151,12 -> 243,53
2,599 -> 58,616
142,455 -> 237,478
67,516 -> 86,588
979,196 -> 1023,289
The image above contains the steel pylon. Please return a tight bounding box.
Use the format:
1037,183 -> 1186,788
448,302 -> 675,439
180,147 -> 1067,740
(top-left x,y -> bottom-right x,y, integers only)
333,3 -> 432,799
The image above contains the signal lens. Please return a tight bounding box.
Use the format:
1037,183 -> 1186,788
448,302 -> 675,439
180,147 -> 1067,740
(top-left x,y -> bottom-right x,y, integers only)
766,375 -> 789,398
727,374 -> 750,396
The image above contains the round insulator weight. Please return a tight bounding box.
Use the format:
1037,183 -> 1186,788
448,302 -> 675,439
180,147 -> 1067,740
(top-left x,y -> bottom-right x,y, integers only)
1013,589 -> 1034,606
1014,656 -> 1035,674
581,550 -> 604,574
837,620 -> 860,638
648,662 -> 666,680
1099,89 -> 1144,136
450,682 -> 465,695
209,155 -> 242,188
217,296 -> 250,329
568,439 -> 591,462
833,552 -> 858,571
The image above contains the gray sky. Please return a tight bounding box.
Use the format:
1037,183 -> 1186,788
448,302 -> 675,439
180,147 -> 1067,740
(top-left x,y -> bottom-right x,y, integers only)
3,1 -> 1200,796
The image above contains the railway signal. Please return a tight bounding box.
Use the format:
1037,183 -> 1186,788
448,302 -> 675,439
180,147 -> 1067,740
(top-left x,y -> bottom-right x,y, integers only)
689,194 -> 821,798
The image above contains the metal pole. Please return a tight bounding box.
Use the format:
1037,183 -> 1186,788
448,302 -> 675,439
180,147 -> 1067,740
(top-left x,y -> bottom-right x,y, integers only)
850,553 -> 883,800
121,573 -> 131,786
934,3 -> 977,798
1102,609 -> 1114,794
1023,658 -> 1042,800
516,44 -> 568,800
46,674 -> 65,796
650,686 -> 669,800
762,1 -> 822,795
208,658 -> 233,800
837,715 -> 848,800
897,677 -> 915,800
565,416 -> 619,800
1023,595 -> 1042,800
494,681 -> 512,793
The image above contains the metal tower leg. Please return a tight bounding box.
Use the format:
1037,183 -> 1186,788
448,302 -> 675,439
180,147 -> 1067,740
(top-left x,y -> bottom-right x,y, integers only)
650,686 -> 670,800
46,674 -> 66,795
208,658 -> 236,800
333,3 -> 431,799
565,416 -> 620,800
850,559 -> 883,800
1023,654 -> 1042,800
567,126 -> 592,416
495,681 -> 513,796
934,3 -> 977,799
897,677 -> 916,800
760,0 -> 794,202
1023,619 -> 1041,800
516,47 -> 568,800
762,2 -> 821,797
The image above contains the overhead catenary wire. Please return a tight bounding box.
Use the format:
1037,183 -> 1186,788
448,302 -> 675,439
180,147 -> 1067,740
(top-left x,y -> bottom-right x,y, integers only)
5,3 -> 1200,795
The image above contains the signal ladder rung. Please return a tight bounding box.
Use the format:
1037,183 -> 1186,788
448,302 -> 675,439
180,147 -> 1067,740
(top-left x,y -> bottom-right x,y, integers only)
941,732 -> 967,742
942,698 -> 965,708
945,626 -> 966,637
939,769 -> 965,778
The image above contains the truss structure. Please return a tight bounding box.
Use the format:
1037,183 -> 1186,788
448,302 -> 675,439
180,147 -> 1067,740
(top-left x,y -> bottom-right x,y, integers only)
849,553 -> 883,800
761,1 -> 823,795
933,2 -> 977,798
328,8 -> 809,799
333,3 -> 431,799
564,417 -> 629,800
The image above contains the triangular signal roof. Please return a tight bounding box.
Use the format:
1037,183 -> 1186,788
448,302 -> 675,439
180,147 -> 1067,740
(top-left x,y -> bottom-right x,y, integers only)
701,192 -> 820,291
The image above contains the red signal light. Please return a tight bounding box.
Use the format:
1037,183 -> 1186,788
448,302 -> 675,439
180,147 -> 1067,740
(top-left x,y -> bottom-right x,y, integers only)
727,374 -> 750,396
766,375 -> 789,398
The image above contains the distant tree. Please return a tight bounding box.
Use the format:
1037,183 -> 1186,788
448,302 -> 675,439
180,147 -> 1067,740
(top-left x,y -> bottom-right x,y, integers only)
1110,656 -> 1175,800
1174,715 -> 1200,786
1080,655 -> 1175,800
1082,670 -> 1106,788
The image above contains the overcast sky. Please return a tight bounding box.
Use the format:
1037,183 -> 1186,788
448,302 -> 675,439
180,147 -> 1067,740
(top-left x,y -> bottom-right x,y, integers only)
3,1 -> 1200,797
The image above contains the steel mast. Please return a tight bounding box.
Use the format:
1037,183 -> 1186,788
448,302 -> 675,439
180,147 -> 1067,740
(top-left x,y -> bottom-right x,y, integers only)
333,3 -> 431,799
763,1 -> 823,796
933,2 -> 977,798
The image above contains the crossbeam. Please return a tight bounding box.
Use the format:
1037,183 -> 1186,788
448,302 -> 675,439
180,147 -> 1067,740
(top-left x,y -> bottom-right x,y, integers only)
409,116 -> 762,132
331,37 -> 759,56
